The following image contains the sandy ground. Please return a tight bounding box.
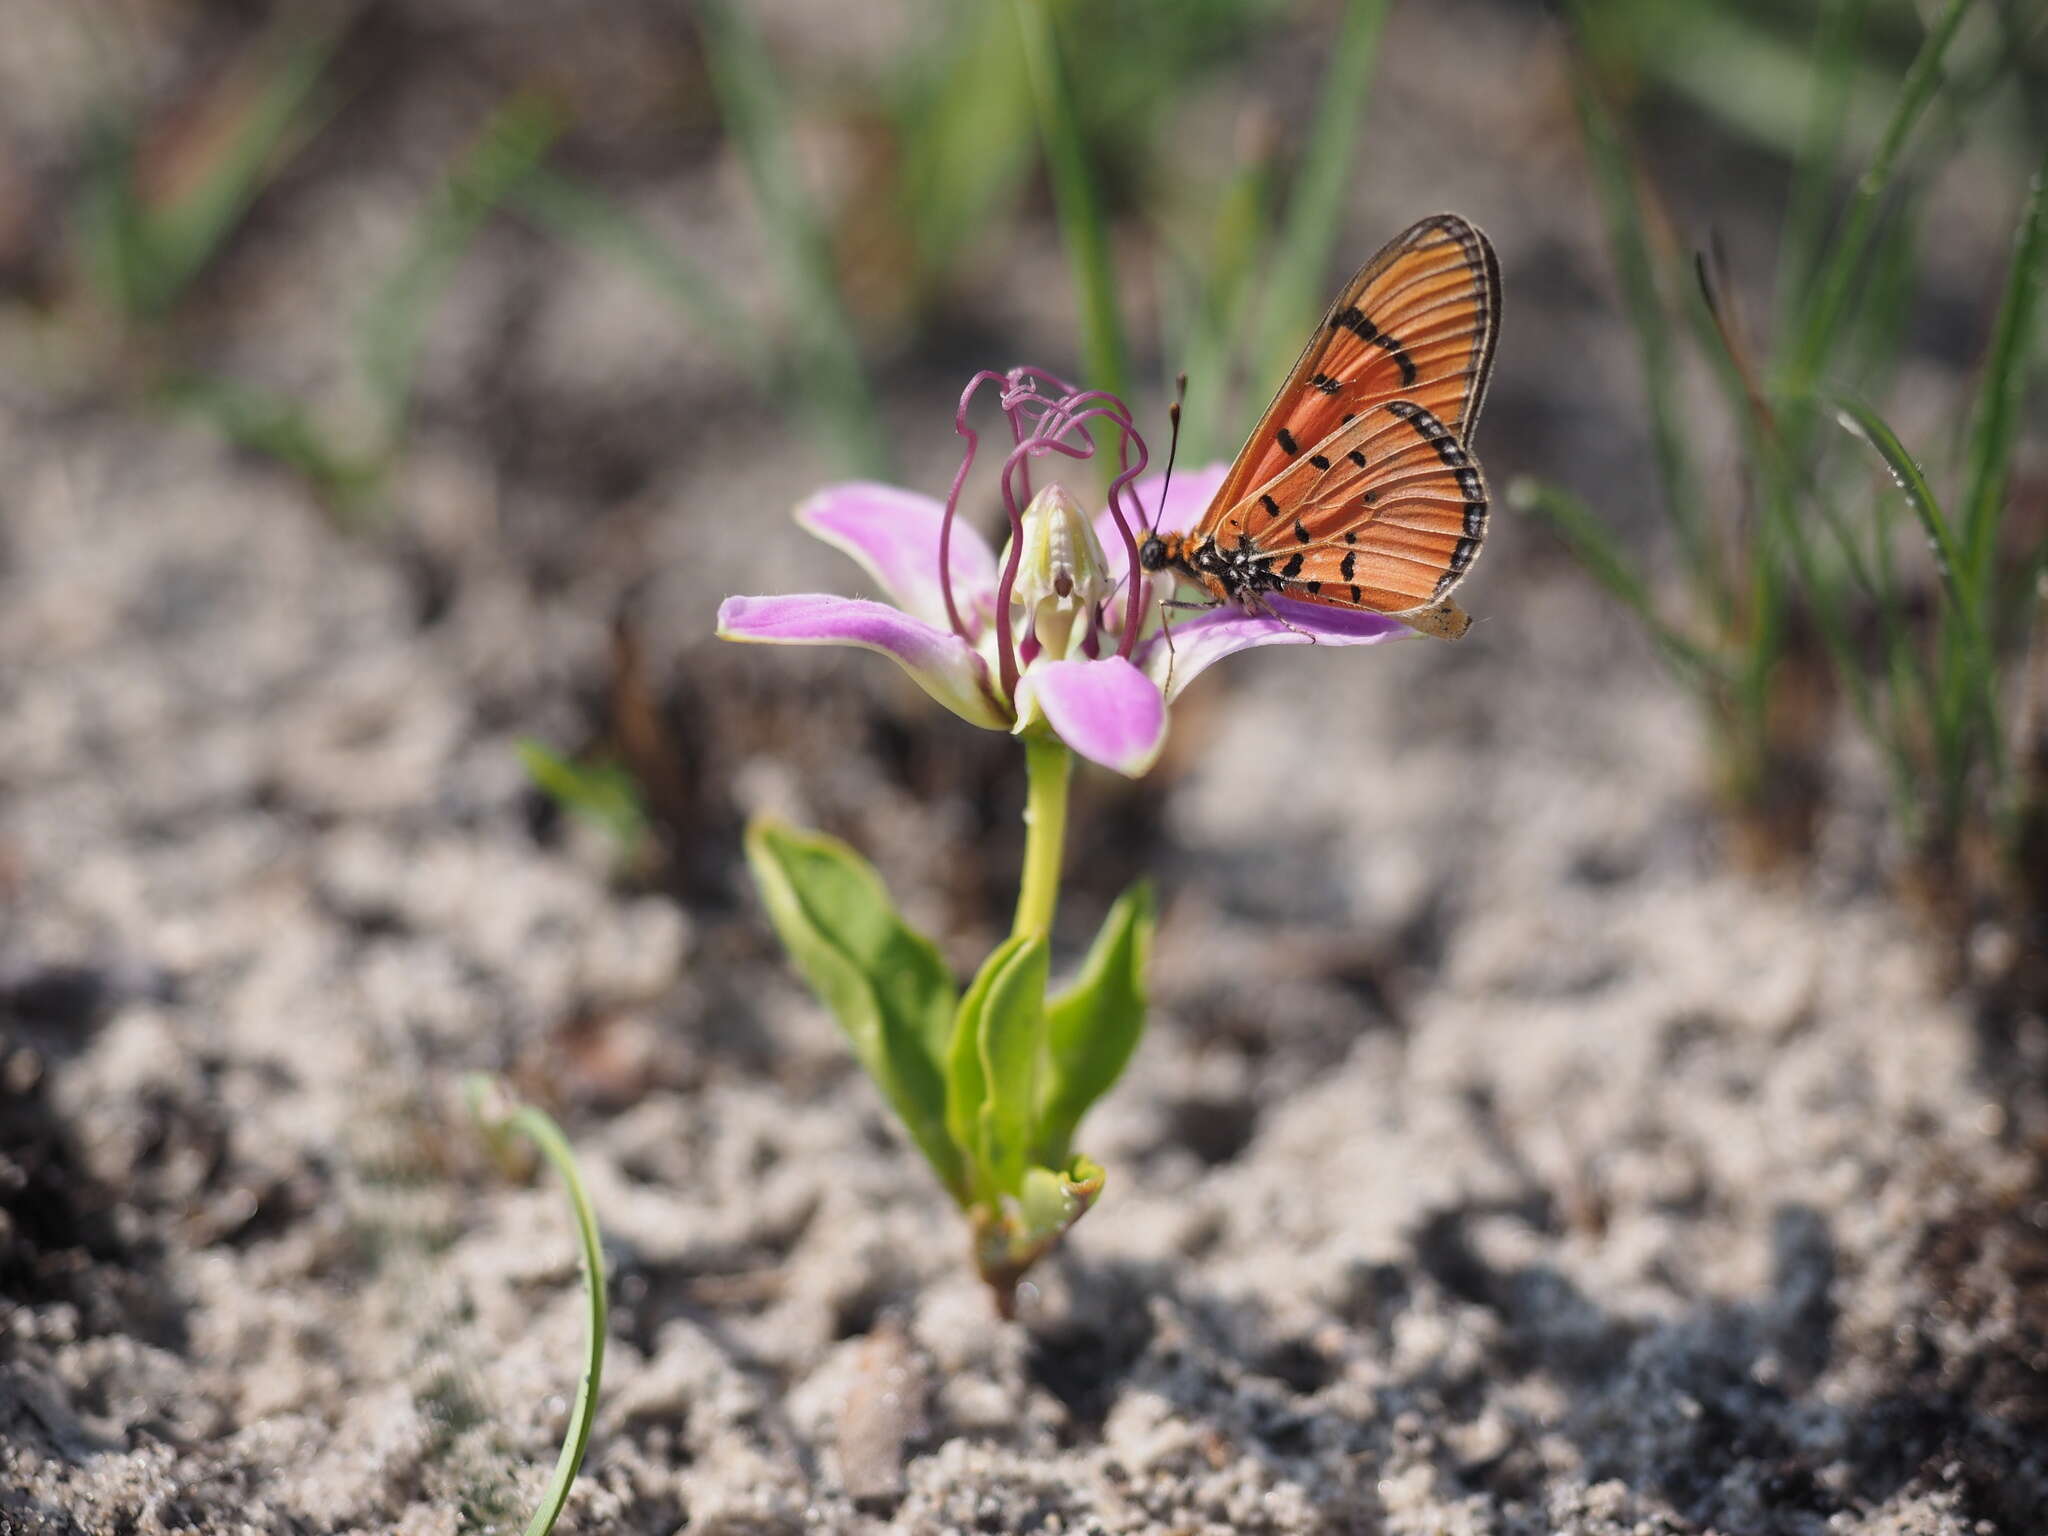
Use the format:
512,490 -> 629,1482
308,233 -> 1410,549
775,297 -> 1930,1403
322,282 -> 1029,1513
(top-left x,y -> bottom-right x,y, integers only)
5,398 -> 2045,1533
4,2 -> 2046,1532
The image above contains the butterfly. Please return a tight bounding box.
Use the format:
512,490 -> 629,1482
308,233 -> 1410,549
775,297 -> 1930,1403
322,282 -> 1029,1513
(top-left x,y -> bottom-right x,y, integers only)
1140,213 -> 1499,639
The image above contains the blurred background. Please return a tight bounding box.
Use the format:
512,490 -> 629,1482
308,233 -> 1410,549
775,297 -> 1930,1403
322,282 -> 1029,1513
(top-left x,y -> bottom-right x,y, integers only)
3,1 -> 2046,1531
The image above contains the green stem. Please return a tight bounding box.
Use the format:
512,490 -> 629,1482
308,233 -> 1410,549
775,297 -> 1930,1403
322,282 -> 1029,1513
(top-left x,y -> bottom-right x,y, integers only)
463,1076 -> 607,1536
1012,734 -> 1073,941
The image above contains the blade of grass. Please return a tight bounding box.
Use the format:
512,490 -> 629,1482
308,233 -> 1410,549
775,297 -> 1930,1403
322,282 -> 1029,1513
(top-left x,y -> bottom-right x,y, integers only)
1250,0 -> 1387,404
160,370 -> 380,515
464,1077 -> 606,1536
77,11 -> 349,318
1012,0 -> 1132,404
1563,17 -> 1720,621
895,4 -> 1036,291
696,0 -> 891,477
1831,397 -> 1972,616
1867,471 -> 1941,843
1691,249 -> 1915,818
1627,0 -> 1886,163
1172,128 -> 1278,462
1510,477 -> 1722,680
358,94 -> 564,441
140,12 -> 349,314
1782,0 -> 1974,395
1960,153 -> 2048,610
1831,393 -> 2002,805
1776,0 -> 1870,333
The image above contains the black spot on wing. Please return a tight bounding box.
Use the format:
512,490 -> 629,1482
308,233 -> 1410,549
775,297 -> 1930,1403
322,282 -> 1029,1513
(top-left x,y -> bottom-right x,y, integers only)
1276,427 -> 1300,456
1330,304 -> 1419,386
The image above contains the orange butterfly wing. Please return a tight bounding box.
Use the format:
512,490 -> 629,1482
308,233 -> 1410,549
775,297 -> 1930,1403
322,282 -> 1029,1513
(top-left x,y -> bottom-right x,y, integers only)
1188,212 -> 1499,633
1203,213 -> 1499,524
1206,400 -> 1488,616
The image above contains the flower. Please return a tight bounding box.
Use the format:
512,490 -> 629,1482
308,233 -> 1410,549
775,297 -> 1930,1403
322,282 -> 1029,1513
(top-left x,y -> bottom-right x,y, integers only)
716,367 -> 1409,777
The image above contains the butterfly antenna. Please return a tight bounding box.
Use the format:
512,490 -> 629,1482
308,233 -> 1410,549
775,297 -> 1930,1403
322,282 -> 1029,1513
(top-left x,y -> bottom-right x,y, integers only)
1152,372 -> 1188,533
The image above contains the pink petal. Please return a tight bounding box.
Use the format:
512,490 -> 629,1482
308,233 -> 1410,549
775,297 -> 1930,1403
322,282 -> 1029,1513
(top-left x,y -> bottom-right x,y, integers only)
796,483 -> 997,632
1016,657 -> 1167,778
1093,461 -> 1229,579
717,594 -> 1007,728
1139,597 -> 1410,701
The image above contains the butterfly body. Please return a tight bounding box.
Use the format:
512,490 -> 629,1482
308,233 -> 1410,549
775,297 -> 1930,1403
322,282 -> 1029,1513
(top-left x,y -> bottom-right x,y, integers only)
1150,214 -> 1500,639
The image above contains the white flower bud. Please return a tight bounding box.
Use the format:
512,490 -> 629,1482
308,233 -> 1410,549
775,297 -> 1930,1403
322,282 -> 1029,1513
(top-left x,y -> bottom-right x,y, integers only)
1006,483 -> 1111,663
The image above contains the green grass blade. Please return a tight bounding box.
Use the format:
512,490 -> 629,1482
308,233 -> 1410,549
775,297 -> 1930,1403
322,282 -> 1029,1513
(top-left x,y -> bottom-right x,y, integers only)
142,15 -> 346,314
1562,20 -> 1719,619
1510,477 -> 1721,680
1012,0 -> 1132,403
1776,0 -> 1869,333
1172,136 -> 1278,461
1783,0 -> 1975,394
1960,152 -> 2048,607
1831,393 -> 2003,800
696,0 -> 891,477
358,94 -> 563,440
894,5 -> 1036,292
1831,396 -> 1969,610
508,168 -> 775,392
463,1078 -> 607,1536
1250,0 -> 1387,403
159,370 -> 379,515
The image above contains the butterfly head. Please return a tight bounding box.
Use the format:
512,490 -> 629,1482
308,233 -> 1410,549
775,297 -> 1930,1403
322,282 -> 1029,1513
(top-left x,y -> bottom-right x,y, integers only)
1138,534 -> 1168,572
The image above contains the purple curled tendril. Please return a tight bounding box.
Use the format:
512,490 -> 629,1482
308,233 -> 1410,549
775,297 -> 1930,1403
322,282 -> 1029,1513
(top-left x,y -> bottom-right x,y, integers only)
936,368 -> 1152,702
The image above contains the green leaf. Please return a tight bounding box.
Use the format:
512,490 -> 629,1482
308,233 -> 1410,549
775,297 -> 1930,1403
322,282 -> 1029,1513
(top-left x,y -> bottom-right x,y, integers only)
945,933 -> 1048,1205
1032,880 -> 1153,1168
517,740 -> 649,853
744,819 -> 964,1199
970,1155 -> 1104,1318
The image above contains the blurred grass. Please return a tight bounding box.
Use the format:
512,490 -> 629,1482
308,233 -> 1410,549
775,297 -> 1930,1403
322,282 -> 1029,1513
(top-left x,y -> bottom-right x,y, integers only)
360,95 -> 565,444
1015,0 -> 1134,407
77,9 -> 348,319
1526,0 -> 2045,930
694,0 -> 892,479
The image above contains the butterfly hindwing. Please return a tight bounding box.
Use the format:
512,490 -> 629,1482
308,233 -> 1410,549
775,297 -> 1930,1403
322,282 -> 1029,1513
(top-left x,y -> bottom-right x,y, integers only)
1213,399 -> 1488,616
1202,213 -> 1500,533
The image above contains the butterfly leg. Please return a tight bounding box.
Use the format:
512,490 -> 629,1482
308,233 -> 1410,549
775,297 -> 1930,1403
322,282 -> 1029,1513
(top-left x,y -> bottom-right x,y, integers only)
1237,587 -> 1320,645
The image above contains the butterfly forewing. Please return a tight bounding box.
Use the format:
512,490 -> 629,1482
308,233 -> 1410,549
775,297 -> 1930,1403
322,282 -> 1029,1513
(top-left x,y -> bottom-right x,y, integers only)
1214,399 -> 1488,613
1201,212 -> 1500,534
